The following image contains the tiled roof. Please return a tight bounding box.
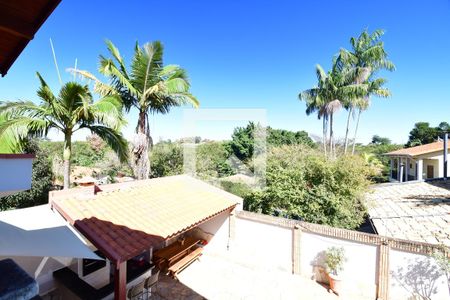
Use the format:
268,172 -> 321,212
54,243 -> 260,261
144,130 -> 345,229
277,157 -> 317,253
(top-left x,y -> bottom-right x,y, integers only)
52,175 -> 241,263
365,181 -> 450,246
385,141 -> 447,157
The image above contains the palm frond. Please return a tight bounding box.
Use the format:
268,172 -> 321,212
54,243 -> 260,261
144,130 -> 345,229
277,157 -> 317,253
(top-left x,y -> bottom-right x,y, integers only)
89,95 -> 126,130
99,56 -> 139,98
105,39 -> 129,77
66,68 -> 118,97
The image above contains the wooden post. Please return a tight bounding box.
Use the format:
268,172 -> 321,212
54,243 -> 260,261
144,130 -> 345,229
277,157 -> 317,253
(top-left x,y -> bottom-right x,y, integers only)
114,261 -> 127,300
376,243 -> 390,300
292,225 -> 302,275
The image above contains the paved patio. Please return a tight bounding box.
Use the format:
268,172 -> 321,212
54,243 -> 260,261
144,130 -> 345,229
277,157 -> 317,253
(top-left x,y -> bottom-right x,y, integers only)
168,253 -> 340,300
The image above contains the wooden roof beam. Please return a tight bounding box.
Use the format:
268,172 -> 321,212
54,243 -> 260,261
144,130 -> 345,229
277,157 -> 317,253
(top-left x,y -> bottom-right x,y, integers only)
0,12 -> 34,40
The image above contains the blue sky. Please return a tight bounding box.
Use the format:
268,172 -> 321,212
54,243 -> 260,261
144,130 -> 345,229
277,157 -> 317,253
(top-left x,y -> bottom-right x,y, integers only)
1,0 -> 449,144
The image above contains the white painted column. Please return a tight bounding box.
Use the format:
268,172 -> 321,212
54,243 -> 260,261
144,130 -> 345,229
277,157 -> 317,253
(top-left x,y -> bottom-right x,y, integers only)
417,159 -> 423,181
397,158 -> 401,181
389,159 -> 394,181
405,158 -> 410,182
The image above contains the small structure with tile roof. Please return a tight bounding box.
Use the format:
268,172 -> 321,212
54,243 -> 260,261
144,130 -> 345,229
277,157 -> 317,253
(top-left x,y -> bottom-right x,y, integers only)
50,175 -> 241,300
385,141 -> 449,182
365,180 -> 450,247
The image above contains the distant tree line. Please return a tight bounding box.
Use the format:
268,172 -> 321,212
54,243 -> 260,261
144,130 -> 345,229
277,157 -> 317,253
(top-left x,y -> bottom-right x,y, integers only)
406,122 -> 450,147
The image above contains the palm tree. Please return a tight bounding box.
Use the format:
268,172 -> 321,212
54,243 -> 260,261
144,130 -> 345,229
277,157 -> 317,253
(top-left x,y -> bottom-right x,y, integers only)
299,63 -> 366,157
337,29 -> 395,153
300,65 -> 329,155
70,40 -> 199,179
351,78 -> 391,154
0,72 -> 128,189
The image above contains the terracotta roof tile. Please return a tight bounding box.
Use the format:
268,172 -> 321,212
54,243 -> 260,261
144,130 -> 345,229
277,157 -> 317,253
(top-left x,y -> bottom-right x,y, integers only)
52,175 -> 241,263
385,141 -> 448,157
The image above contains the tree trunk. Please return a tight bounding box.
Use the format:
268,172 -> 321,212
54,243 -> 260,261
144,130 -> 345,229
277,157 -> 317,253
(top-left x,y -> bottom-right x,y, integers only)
329,113 -> 334,158
132,110 -> 151,180
323,117 -> 327,156
63,132 -> 72,189
343,106 -> 353,154
351,109 -> 362,155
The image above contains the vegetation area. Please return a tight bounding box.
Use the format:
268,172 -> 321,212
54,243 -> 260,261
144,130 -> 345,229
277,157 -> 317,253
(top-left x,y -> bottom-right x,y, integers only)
0,30 -> 407,230
406,122 -> 450,146
244,145 -> 372,229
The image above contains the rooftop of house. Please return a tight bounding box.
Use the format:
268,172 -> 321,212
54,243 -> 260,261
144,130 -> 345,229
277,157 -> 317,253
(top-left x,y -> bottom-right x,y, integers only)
51,175 -> 241,263
385,141 -> 448,157
365,180 -> 450,246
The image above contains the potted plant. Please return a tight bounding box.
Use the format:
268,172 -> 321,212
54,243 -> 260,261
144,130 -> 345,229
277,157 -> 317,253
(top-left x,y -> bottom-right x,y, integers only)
324,247 -> 347,295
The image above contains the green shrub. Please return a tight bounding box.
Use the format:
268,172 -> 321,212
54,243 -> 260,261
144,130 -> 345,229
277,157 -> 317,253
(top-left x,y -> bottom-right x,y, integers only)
150,141 -> 184,178
220,180 -> 252,198
196,141 -> 234,179
244,145 -> 370,229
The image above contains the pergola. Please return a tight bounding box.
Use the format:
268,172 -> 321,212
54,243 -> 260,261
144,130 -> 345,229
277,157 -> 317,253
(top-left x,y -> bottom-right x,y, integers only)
0,0 -> 61,76
51,175 -> 240,300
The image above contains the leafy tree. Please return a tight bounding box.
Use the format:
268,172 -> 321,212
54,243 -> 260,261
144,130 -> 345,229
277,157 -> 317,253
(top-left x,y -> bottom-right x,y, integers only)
0,73 -> 128,189
267,128 -> 315,148
196,141 -> 234,179
438,122 -> 450,136
0,140 -> 53,210
149,141 -> 184,178
244,145 -> 370,229
355,142 -> 403,182
228,122 -> 315,161
337,29 -> 395,154
371,135 -> 391,145
71,40 -> 199,180
229,122 -> 259,161
407,122 -> 440,147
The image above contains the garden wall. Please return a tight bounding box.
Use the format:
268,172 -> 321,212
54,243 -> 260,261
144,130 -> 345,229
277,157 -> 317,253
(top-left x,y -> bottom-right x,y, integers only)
232,211 -> 449,300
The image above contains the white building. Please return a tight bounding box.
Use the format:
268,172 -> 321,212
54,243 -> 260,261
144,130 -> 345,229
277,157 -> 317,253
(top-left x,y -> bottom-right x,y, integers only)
385,141 -> 449,182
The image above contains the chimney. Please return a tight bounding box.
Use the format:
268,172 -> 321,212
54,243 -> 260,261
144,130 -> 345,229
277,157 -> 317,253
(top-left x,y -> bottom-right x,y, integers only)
444,133 -> 448,179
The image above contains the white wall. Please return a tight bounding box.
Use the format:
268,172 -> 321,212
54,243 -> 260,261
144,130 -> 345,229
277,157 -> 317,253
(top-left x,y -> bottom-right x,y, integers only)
300,233 -> 378,299
0,158 -> 33,197
390,249 -> 449,300
233,217 -> 293,273
233,215 -> 450,300
196,210 -> 230,255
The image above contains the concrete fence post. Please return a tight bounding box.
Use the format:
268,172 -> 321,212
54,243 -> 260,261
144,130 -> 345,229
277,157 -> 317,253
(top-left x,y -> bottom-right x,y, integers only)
228,210 -> 236,250
292,225 -> 302,275
376,242 -> 390,300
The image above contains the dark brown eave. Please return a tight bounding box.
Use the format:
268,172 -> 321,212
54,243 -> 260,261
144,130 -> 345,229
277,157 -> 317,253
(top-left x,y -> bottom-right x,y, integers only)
0,0 -> 61,76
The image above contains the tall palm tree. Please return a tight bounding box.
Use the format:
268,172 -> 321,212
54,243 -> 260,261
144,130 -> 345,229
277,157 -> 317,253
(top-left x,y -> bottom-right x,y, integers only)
299,63 -> 366,157
300,65 -> 329,155
70,40 -> 199,179
351,78 -> 391,154
0,72 -> 128,189
337,29 -> 395,153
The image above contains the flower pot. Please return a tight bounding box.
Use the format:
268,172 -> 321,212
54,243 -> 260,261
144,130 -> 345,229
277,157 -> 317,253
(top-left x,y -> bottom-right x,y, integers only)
327,273 -> 343,296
